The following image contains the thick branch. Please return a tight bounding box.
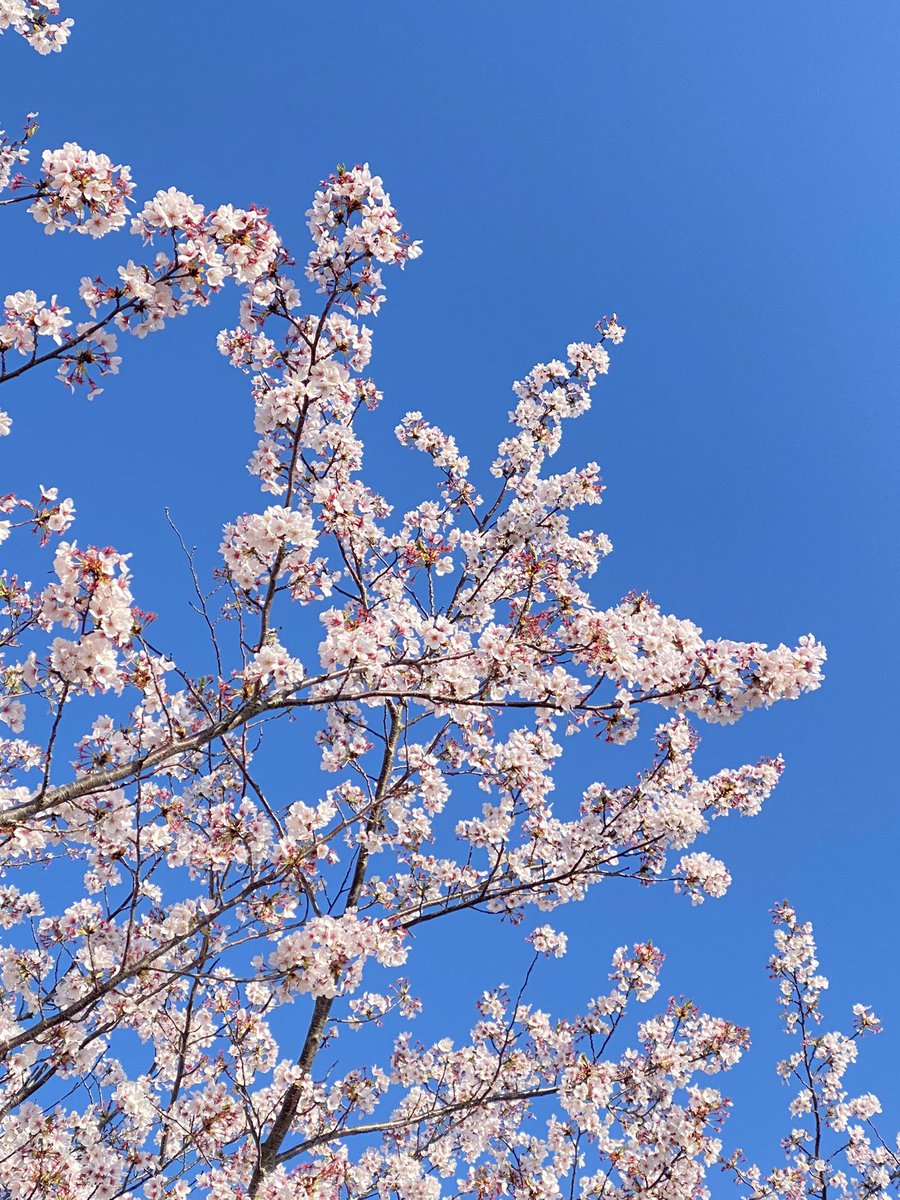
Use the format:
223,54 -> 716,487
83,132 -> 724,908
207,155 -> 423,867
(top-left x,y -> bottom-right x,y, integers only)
247,701 -> 402,1196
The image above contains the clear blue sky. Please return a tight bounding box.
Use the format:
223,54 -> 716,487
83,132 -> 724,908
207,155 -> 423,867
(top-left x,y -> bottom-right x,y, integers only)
3,0 -> 899,1177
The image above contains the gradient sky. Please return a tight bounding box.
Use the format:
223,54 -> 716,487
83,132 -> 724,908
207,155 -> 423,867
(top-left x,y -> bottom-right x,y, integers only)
3,1 -> 900,1181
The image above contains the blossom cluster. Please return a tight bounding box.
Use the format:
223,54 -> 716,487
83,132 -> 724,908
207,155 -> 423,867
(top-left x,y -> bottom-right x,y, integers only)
727,905 -> 898,1199
306,162 -> 423,314
0,146 -> 290,396
1,287 -> 71,355
23,141 -> 135,236
220,506 -> 321,595
38,541 -> 139,693
0,114 -> 35,193
0,0 -> 71,53
263,912 -> 408,1000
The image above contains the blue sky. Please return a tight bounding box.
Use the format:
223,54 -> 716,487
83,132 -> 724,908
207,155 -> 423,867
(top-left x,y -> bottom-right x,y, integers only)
3,0 -> 900,1179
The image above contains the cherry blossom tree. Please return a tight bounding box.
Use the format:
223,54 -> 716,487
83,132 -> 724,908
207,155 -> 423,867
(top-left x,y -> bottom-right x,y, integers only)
0,12 -> 897,1200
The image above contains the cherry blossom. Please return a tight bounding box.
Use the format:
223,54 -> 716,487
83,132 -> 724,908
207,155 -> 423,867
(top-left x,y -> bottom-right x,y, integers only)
0,20 -> 893,1200
0,114 -> 36,194
0,0 -> 71,53
27,142 -> 134,236
726,905 -> 899,1199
